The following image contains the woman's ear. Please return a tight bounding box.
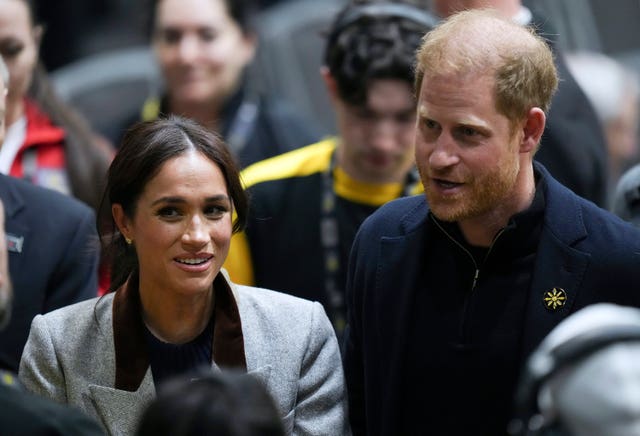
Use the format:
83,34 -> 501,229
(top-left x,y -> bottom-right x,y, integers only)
112,204 -> 132,241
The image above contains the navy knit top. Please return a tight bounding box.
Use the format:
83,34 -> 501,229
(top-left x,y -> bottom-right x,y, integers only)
144,314 -> 215,388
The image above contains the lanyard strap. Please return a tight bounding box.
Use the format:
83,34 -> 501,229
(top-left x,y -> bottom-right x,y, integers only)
225,97 -> 259,158
320,150 -> 419,335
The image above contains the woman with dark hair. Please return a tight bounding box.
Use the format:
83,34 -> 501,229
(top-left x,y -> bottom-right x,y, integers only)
0,0 -> 112,211
137,369 -> 285,436
19,117 -> 348,435
124,0 -> 323,168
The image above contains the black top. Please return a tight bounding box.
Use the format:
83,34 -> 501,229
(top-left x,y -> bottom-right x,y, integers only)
0,371 -> 104,435
144,314 -> 215,388
399,177 -> 546,435
114,77 -> 326,169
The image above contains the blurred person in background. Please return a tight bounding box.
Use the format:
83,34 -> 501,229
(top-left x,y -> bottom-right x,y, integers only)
0,54 -> 103,436
509,303 -> 640,436
0,55 -> 99,373
122,0 -> 325,169
223,1 -> 436,338
137,369 -> 285,436
0,0 -> 113,212
430,0 -> 610,208
566,51 -> 640,197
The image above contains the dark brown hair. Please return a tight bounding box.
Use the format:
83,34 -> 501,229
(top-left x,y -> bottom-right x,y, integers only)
99,116 -> 248,291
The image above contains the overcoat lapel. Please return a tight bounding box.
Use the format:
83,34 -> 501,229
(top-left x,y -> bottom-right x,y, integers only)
521,169 -> 591,357
373,200 -> 427,435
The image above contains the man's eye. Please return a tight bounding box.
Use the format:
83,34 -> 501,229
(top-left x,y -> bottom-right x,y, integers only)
460,127 -> 478,137
199,29 -> 218,42
159,30 -> 181,44
424,119 -> 438,129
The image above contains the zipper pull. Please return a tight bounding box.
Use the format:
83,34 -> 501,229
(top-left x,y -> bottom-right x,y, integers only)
471,269 -> 480,291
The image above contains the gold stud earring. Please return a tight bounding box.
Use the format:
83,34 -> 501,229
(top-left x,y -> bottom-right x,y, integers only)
125,237 -> 132,245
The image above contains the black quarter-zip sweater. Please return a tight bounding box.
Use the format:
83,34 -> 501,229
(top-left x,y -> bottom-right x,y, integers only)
400,179 -> 546,436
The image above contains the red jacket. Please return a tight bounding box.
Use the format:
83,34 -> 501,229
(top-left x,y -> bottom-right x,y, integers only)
9,99 -> 70,195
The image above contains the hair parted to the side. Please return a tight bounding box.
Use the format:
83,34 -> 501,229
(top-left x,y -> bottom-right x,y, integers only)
324,2 -> 436,107
414,9 -> 558,128
98,116 -> 248,291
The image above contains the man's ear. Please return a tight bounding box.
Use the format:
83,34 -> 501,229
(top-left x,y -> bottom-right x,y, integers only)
321,66 -> 340,103
520,107 -> 546,154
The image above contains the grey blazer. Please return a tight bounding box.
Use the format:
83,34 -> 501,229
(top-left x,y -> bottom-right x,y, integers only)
19,271 -> 348,436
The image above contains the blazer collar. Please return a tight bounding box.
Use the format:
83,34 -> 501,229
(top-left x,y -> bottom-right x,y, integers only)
0,174 -> 26,219
112,271 -> 247,391
536,162 -> 587,246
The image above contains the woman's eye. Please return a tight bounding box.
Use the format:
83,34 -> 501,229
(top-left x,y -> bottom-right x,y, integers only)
204,205 -> 226,217
199,29 -> 218,43
159,30 -> 181,45
0,41 -> 23,58
157,207 -> 181,218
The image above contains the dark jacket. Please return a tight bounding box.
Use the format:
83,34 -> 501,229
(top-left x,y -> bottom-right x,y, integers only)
343,164 -> 640,436
0,370 -> 104,436
0,174 -> 99,371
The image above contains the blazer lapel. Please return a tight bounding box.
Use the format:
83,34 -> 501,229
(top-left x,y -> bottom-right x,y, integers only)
0,176 -> 30,261
89,369 -> 156,436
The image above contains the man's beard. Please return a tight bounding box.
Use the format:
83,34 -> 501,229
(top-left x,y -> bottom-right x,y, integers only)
423,155 -> 520,223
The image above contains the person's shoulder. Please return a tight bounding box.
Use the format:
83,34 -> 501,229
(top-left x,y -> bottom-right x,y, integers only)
612,164 -> 640,222
546,173 -> 640,248
0,174 -> 94,219
0,383 -> 104,435
241,138 -> 335,189
359,194 -> 428,236
37,294 -> 108,327
233,284 -> 334,351
235,284 -> 316,314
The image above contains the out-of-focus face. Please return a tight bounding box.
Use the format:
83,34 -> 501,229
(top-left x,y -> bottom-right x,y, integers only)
606,91 -> 639,170
113,150 -> 233,301
0,68 -> 6,139
0,0 -> 39,119
415,71 -> 526,225
334,79 -> 417,184
153,0 -> 256,108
